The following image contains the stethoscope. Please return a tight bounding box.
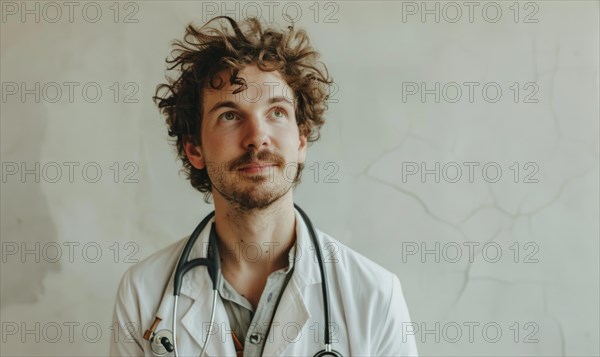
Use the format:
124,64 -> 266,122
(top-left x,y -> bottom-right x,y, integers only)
143,204 -> 342,357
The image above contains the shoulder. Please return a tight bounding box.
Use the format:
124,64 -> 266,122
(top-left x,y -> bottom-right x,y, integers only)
315,229 -> 398,295
114,236 -> 189,315
314,230 -> 418,355
117,237 -> 187,294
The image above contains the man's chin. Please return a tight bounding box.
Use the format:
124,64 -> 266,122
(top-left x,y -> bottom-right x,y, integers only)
229,186 -> 289,210
212,175 -> 295,210
231,195 -> 279,210
240,174 -> 269,184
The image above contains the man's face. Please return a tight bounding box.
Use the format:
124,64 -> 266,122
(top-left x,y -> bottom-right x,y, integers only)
185,64 -> 307,210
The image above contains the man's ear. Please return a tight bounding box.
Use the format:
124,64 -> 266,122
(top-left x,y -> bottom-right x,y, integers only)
183,138 -> 205,170
298,134 -> 308,164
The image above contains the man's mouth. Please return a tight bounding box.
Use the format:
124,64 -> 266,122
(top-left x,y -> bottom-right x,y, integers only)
237,162 -> 276,174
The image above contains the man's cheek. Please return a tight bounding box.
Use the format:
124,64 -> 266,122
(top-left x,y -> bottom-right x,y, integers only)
204,162 -> 224,181
281,162 -> 300,183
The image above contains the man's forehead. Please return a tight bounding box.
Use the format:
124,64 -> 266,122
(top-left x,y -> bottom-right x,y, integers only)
204,66 -> 295,104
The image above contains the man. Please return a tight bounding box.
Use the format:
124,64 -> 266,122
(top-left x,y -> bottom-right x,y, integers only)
110,16 -> 418,356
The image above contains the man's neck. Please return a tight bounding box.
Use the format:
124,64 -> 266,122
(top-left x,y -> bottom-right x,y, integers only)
212,193 -> 297,276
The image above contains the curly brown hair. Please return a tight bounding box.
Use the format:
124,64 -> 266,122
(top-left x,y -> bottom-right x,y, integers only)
153,16 -> 332,203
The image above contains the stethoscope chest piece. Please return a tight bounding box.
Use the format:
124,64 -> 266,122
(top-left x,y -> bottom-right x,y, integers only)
150,329 -> 175,356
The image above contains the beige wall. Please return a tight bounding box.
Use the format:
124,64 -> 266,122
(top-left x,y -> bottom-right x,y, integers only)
1,1 -> 598,355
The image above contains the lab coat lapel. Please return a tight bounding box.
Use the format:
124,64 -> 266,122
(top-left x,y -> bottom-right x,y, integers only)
261,208 -> 323,356
261,278 -> 310,356
179,217 -> 236,357
180,290 -> 235,357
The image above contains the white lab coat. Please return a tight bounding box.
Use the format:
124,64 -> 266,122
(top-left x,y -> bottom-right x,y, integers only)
110,208 -> 418,356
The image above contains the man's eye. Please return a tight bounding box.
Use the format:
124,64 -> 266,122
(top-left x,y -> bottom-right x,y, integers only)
271,108 -> 287,119
219,112 -> 237,121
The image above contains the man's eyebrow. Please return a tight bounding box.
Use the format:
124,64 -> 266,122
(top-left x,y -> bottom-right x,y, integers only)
207,96 -> 295,115
267,96 -> 295,106
206,101 -> 240,115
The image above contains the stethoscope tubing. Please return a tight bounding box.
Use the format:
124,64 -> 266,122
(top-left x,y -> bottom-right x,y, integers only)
168,204 -> 338,356
172,296 -> 179,357
294,204 -> 333,348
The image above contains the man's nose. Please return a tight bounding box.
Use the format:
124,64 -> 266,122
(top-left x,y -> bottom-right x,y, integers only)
242,114 -> 271,150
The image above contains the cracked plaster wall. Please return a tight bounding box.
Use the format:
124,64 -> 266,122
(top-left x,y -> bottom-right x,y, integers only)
1,1 -> 598,356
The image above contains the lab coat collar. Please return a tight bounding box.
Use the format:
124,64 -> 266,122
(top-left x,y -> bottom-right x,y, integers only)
179,206 -> 321,356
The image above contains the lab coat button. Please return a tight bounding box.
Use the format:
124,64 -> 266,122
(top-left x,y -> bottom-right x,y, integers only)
249,333 -> 262,344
